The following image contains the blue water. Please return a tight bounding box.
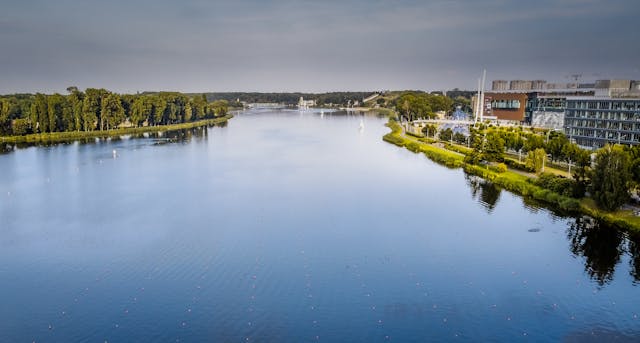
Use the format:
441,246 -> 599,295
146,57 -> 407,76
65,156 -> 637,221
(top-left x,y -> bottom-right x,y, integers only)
1,109 -> 639,342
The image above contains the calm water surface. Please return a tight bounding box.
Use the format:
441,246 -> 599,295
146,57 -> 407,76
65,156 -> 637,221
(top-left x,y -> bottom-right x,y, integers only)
1,109 -> 639,342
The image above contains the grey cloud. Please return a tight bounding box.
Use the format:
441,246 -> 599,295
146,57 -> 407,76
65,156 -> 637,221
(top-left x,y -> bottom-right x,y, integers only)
0,0 -> 639,93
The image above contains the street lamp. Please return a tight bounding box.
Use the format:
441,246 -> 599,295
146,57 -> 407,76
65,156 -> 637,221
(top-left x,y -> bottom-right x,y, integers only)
518,148 -> 522,163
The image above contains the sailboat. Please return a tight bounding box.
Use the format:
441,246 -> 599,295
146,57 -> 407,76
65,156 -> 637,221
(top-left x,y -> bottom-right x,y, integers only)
359,118 -> 364,131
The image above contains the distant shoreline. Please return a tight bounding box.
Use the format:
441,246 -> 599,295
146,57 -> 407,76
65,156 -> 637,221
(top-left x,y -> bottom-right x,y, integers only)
0,114 -> 233,145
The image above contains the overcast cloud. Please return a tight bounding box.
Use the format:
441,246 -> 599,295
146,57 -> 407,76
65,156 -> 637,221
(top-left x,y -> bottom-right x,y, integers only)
1,0 -> 639,93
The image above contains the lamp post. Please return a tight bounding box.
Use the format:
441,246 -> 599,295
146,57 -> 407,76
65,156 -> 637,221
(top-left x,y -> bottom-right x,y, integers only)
518,148 -> 522,163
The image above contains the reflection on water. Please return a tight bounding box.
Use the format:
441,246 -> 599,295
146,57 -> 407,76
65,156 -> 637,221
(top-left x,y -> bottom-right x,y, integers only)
1,109 -> 640,342
465,174 -> 501,212
0,122 -> 225,154
465,174 -> 640,286
568,216 -> 626,286
629,234 -> 640,283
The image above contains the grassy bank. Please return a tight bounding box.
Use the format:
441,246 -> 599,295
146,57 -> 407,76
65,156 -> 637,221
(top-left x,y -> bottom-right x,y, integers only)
0,115 -> 233,144
383,119 -> 640,233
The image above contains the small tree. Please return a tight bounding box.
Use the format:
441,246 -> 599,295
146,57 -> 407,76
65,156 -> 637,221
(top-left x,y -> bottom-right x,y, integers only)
439,128 -> 453,142
525,148 -> 546,174
422,124 -> 437,138
590,145 -> 631,211
453,132 -> 466,145
484,131 -> 505,162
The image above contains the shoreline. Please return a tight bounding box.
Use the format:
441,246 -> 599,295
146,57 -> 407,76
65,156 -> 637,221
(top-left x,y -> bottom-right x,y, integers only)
382,118 -> 640,233
0,115 -> 233,145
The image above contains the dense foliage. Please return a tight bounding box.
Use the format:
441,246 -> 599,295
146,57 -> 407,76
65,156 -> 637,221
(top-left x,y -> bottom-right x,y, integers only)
0,89 -> 228,136
591,145 -> 632,211
394,92 -> 454,121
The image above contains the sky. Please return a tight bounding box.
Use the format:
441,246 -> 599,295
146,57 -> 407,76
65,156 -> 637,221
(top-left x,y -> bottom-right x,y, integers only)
1,0 -> 639,94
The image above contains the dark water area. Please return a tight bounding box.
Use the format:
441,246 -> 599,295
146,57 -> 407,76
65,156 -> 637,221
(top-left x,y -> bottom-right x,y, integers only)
0,109 -> 639,342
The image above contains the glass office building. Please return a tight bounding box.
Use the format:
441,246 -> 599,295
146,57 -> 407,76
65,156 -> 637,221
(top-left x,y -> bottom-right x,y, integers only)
564,98 -> 640,148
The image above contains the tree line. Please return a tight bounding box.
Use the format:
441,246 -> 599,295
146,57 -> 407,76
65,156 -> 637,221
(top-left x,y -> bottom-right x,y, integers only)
192,92 -> 373,107
393,92 -> 455,121
0,87 -> 229,136
426,123 -> 640,211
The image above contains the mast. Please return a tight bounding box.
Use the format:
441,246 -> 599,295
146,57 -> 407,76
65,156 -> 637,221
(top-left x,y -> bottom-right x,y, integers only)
475,78 -> 481,124
480,69 -> 486,123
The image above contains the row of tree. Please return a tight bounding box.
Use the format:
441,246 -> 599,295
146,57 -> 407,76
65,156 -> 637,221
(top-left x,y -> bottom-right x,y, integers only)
194,92 -> 373,107
0,88 -> 229,136
426,124 -> 640,211
394,92 -> 454,121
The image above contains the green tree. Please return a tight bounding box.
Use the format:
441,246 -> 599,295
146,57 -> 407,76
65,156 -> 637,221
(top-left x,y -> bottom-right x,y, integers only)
453,132 -> 466,145
427,94 -> 454,113
210,100 -> 228,117
101,93 -> 125,130
31,93 -> 49,133
523,134 -> 545,152
484,131 -> 505,162
184,102 -> 193,122
67,88 -> 84,131
192,95 -> 207,120
421,124 -> 437,138
525,148 -> 546,174
564,143 -> 591,197
439,128 -> 453,142
83,88 -> 108,131
590,145 -> 631,211
547,131 -> 569,162
47,94 -> 66,132
627,145 -> 640,188
0,99 -> 12,134
504,132 -> 524,152
11,118 -> 32,135
464,130 -> 485,164
131,96 -> 153,127
152,96 -> 166,125
395,93 -> 433,121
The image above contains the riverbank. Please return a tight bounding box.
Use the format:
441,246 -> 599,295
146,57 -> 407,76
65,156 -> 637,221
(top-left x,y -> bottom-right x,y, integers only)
0,115 -> 233,145
382,119 -> 640,233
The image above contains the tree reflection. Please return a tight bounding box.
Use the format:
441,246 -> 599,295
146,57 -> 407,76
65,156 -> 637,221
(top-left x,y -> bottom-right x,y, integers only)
567,216 -> 624,286
0,143 -> 14,154
465,174 -> 501,213
628,232 -> 640,283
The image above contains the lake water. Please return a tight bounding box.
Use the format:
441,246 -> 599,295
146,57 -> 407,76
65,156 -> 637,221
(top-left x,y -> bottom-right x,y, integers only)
1,109 -> 639,342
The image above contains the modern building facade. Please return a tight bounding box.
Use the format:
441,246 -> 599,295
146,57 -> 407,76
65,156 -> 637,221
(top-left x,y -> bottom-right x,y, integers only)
564,98 -> 640,148
525,90 -> 595,129
474,92 -> 528,121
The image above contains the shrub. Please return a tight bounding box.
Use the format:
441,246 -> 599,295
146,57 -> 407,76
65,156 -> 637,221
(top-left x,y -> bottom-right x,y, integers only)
406,142 -> 421,152
504,158 -> 534,172
534,172 -> 581,197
